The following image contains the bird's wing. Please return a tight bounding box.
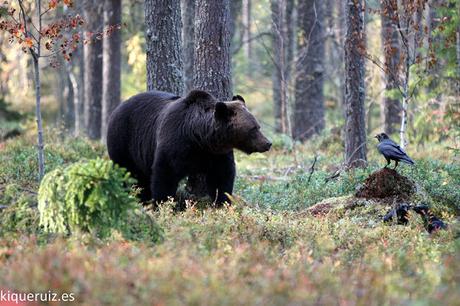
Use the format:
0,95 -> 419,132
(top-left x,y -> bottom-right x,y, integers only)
378,141 -> 415,164
378,141 -> 407,157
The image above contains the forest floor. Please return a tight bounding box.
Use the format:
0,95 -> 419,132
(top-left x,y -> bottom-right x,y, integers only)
0,129 -> 459,305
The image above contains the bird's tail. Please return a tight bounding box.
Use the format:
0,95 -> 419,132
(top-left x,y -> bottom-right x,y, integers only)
400,156 -> 415,165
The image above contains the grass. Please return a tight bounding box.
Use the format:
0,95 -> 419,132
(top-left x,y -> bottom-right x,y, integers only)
0,130 -> 459,305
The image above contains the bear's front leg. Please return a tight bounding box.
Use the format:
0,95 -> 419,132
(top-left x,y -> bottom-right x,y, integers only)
150,155 -> 180,205
206,152 -> 236,206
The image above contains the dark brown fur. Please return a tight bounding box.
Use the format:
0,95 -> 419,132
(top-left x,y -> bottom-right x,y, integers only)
107,89 -> 271,205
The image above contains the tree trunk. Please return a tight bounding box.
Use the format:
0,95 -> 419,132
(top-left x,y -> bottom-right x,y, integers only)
32,0 -> 45,181
74,1 -> 85,136
230,0 -> 242,51
381,0 -> 402,135
182,0 -> 195,93
64,62 -> 77,133
242,0 -> 252,74
457,3 -> 460,96
270,0 -> 287,133
83,0 -> 104,140
145,0 -> 184,95
33,55 -> 45,181
101,0 -> 122,142
293,0 -> 325,141
285,0 -> 295,80
56,58 -> 67,126
190,0 -> 232,197
344,0 -> 367,168
193,0 -> 232,100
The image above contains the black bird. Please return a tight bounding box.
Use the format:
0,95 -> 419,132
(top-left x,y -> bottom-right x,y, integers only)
375,133 -> 415,169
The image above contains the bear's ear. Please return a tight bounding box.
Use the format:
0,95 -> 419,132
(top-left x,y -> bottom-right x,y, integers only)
215,102 -> 233,121
184,90 -> 214,105
232,94 -> 245,104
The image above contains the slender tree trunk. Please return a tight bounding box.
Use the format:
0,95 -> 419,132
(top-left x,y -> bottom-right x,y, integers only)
56,58 -> 66,125
75,48 -> 84,136
64,62 -> 77,133
381,0 -> 402,135
190,0 -> 232,197
293,0 -> 325,141
33,56 -> 45,180
344,0 -> 367,168
32,0 -> 45,181
242,0 -> 252,74
101,0 -> 122,142
271,0 -> 294,134
75,1 -> 85,136
457,4 -> 460,96
229,0 -> 243,46
145,0 -> 184,94
285,0 -> 295,80
182,0 -> 195,93
271,0 -> 287,134
83,0 -> 104,140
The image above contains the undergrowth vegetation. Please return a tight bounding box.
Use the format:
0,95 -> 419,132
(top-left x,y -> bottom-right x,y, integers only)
0,130 -> 459,305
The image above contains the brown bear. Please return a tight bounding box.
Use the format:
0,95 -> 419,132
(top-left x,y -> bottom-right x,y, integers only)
106,89 -> 271,206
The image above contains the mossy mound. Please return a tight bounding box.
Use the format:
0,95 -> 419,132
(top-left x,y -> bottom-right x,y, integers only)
355,168 -> 416,200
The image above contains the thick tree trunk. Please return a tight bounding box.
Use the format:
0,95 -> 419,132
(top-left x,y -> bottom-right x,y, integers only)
101,0 -> 122,142
193,0 -> 232,100
344,0 -> 367,168
83,0 -> 104,140
381,0 -> 402,135
190,0 -> 232,197
293,0 -> 325,141
145,0 -> 184,95
182,0 -> 195,93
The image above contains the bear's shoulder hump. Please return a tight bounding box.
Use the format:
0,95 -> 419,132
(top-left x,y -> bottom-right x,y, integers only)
182,90 -> 215,106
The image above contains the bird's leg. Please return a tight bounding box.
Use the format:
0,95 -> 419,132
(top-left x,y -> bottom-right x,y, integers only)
393,160 -> 399,170
384,158 -> 391,168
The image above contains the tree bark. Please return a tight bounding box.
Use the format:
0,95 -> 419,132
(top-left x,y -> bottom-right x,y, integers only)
293,0 -> 325,141
83,0 -> 104,140
33,56 -> 45,180
101,0 -> 122,142
344,0 -> 367,168
145,0 -> 184,95
193,0 -> 232,100
182,0 -> 195,93
381,0 -> 402,135
271,0 -> 286,133
242,0 -> 252,74
190,0 -> 232,197
64,62 -> 77,133
230,0 -> 242,52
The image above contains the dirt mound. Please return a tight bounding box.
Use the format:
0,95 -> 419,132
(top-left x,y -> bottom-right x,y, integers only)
355,168 -> 416,199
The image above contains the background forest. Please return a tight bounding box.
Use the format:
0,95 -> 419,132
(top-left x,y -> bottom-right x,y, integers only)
0,0 -> 459,305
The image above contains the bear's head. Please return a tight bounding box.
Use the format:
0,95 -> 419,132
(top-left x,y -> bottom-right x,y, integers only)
214,95 -> 272,154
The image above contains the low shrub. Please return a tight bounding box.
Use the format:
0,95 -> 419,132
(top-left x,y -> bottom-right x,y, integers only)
38,158 -> 138,238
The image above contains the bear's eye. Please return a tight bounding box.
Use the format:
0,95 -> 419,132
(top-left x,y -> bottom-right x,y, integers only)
250,127 -> 258,133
